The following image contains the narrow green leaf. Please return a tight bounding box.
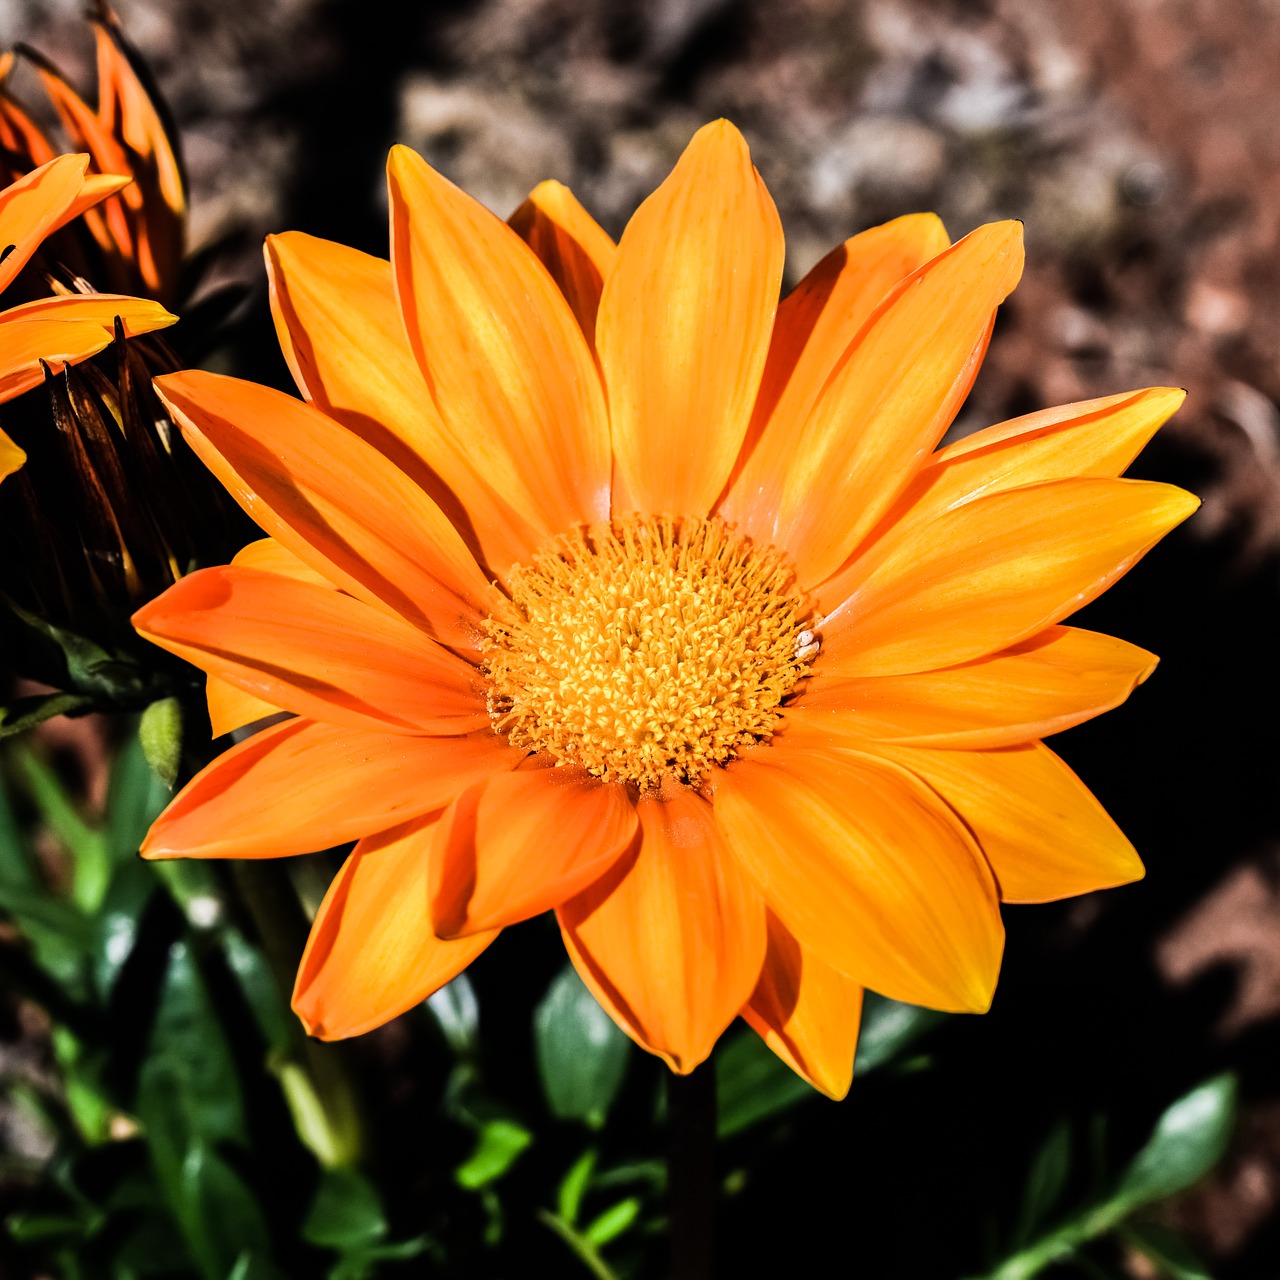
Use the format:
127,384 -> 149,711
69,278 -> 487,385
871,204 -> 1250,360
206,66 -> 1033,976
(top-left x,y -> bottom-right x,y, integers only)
534,966 -> 630,1127
454,1119 -> 532,1190
558,1148 -> 598,1226
582,1197 -> 641,1247
0,692 -> 91,737
1014,1121 -> 1073,1247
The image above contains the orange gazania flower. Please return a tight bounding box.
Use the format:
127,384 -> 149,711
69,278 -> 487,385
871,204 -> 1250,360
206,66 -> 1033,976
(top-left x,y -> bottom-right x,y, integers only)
133,122 -> 1196,1097
0,151 -> 175,475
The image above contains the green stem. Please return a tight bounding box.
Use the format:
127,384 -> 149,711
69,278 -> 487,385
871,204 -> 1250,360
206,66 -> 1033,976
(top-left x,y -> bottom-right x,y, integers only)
536,1209 -> 620,1280
667,1063 -> 716,1280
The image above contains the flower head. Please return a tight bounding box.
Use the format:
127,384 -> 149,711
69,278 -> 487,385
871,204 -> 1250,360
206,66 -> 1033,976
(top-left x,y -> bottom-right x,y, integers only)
0,2 -> 185,302
134,121 -> 1197,1096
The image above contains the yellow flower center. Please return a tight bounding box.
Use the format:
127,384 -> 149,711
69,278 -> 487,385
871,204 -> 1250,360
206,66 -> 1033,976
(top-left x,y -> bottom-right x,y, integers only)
482,516 -> 815,790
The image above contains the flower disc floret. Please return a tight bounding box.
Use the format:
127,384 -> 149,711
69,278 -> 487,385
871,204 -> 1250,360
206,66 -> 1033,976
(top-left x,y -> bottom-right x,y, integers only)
483,516 -> 815,789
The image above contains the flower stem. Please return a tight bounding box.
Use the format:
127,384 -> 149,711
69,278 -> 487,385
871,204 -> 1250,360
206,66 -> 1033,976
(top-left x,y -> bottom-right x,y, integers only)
667,1062 -> 716,1279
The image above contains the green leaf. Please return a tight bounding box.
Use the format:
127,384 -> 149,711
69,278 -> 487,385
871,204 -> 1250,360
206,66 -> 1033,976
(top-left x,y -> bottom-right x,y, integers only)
139,697 -> 183,790
582,1197 -> 641,1248
534,966 -> 630,1127
138,941 -> 248,1151
1112,1074 -> 1236,1212
716,1028 -> 812,1138
557,1148 -> 598,1226
454,1118 -> 532,1190
855,992 -> 948,1076
301,1168 -> 388,1250
1121,1224 -> 1214,1280
12,744 -> 110,913
427,973 -> 480,1057
1014,1121 -> 1073,1247
175,1145 -> 273,1280
0,692 -> 91,737
106,724 -> 173,863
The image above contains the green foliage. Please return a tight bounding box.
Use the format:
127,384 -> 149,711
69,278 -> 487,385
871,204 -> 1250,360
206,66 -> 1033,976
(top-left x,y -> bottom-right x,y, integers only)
534,965 -> 631,1127
973,1074 -> 1237,1280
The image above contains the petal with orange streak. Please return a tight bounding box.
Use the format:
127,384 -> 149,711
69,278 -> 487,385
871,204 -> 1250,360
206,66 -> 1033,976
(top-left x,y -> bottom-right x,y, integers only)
206,538 -> 327,735
0,299 -> 176,403
48,172 -> 131,234
264,232 -> 537,576
723,212 -> 949,500
596,120 -> 784,517
144,718 -> 517,860
154,370 -> 498,649
820,478 -> 1199,679
430,769 -> 637,937
508,180 -> 616,349
0,154 -> 89,293
817,386 -> 1186,610
728,222 -> 1023,588
557,787 -> 766,1073
388,145 -> 610,545
133,565 -> 488,734
795,625 -> 1158,748
293,816 -> 497,1040
875,741 -> 1144,903
714,746 -> 1003,1013
744,913 -> 864,1100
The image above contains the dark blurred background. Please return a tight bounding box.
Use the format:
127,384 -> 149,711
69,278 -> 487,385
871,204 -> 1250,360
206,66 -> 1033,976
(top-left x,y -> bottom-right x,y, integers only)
1,0 -> 1278,1274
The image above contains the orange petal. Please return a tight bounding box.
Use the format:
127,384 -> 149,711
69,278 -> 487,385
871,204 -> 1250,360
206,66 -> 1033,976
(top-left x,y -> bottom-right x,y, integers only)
874,741 -> 1144,903
727,222 -> 1023,588
0,428 -> 25,481
723,212 -> 949,502
231,535 -> 331,586
48,171 -> 132,234
596,120 -> 784,517
0,296 -> 176,403
557,787 -> 766,1073
430,769 -> 637,937
508,180 -> 616,349
820,478 -> 1199,678
143,718 -> 517,860
264,232 -> 537,576
93,12 -> 185,215
0,154 -> 89,293
205,539 -> 328,735
293,816 -> 497,1040
713,746 -> 1002,1013
133,565 -> 489,734
817,386 -> 1186,610
795,625 -> 1158,748
153,370 -> 497,649
743,913 -> 863,1100
388,145 -> 610,549
206,675 -> 278,738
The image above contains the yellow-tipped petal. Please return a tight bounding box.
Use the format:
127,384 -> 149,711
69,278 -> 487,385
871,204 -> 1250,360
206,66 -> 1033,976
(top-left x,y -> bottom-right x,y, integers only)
715,746 -> 1003,1013
597,120 -> 784,517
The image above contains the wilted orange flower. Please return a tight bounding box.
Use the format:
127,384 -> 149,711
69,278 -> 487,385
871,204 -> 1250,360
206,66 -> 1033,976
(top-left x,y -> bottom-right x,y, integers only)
134,121 -> 1196,1097
0,3 -> 185,301
0,152 -> 175,479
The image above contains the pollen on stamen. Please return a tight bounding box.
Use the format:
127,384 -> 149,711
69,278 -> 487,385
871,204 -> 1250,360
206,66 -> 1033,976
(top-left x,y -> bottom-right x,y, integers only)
482,515 -> 815,790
